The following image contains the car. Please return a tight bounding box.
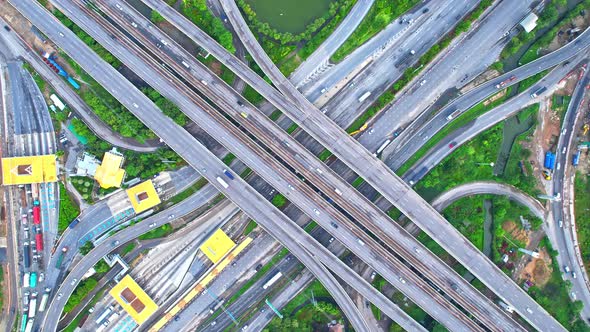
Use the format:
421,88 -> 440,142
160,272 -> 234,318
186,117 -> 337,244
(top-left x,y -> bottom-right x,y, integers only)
211,321 -> 217,326
398,277 -> 406,284
149,222 -> 157,228
526,307 -> 533,314
71,278 -> 78,285
572,272 -> 577,279
562,147 -> 567,154
414,247 -> 420,254
559,220 -> 563,227
58,32 -> 64,37
313,209 -> 320,216
420,80 -> 426,86
287,184 -> 295,191
330,222 -> 338,228
449,142 -> 456,148
329,237 -> 334,243
174,316 -> 180,321
564,265 -> 571,273
241,325 -> 249,331
39,273 -> 45,282
168,214 -> 175,219
57,293 -> 63,300
254,264 -> 262,272
260,308 -> 266,313
320,88 -> 327,93
571,292 -> 577,300
422,8 -> 429,13
237,100 -> 244,107
370,271 -> 377,280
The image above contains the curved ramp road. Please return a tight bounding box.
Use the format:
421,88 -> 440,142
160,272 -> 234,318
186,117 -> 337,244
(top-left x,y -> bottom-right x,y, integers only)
10,2 -> 429,331
184,0 -> 565,329
98,1 -> 523,330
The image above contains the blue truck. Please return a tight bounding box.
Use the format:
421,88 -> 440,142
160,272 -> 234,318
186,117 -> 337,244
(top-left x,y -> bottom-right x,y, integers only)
544,151 -> 556,170
573,150 -> 581,166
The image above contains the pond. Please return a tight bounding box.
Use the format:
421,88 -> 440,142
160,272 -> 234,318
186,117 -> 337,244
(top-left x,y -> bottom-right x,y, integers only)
245,0 -> 333,34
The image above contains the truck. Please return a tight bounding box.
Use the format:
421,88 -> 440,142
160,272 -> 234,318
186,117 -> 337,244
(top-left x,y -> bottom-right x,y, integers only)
68,218 -> 80,229
95,306 -> 114,325
358,91 -> 371,103
38,289 -> 50,312
223,169 -> 235,180
495,75 -> 516,89
573,150 -> 581,166
32,206 -> 40,225
30,272 -> 37,288
530,86 -> 547,98
35,233 -> 43,252
544,151 -> 556,170
216,177 -> 229,189
445,107 -> 460,121
23,272 -> 30,288
55,247 -> 68,268
262,272 -> 282,290
24,319 -> 34,332
28,295 -> 37,318
23,243 -> 31,268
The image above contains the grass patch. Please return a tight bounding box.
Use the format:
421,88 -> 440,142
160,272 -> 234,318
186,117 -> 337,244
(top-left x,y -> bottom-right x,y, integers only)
169,177 -> 208,204
318,149 -> 333,161
138,223 -> 173,240
243,220 -> 258,236
222,153 -> 236,166
397,89 -> 512,175
58,182 -> 80,233
351,176 -> 364,188
243,85 -> 264,105
575,174 -> 590,276
121,242 -> 136,256
287,123 -> 299,134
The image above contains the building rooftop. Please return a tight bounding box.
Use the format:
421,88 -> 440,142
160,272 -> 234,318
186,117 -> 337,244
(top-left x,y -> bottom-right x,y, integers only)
1,155 -> 57,185
520,12 -> 538,33
94,148 -> 125,189
199,229 -> 235,263
109,274 -> 158,325
75,152 -> 100,177
126,180 -> 161,213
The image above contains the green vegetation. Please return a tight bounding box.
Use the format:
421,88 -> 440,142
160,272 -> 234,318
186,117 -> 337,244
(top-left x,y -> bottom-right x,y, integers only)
318,149 -> 333,161
70,176 -> 94,203
346,0 -> 494,133
264,279 -> 343,331
79,241 -> 94,256
529,238 -> 587,330
169,178 -> 209,204
58,182 -> 80,233
222,153 -> 237,166
552,94 -> 572,123
142,88 -> 188,126
93,260 -> 110,274
332,0 -> 420,62
22,62 -> 46,92
502,0 -> 590,61
121,242 -> 137,256
517,70 -> 549,93
575,174 -> 590,275
138,223 -> 173,240
287,123 -> 299,134
180,0 -> 235,53
397,89 -> 513,175
62,289 -> 105,332
414,104 -> 541,201
237,0 -> 356,76
272,194 -> 287,208
243,85 -> 264,105
64,277 -> 98,313
243,220 -> 258,236
150,10 -> 165,24
352,176 -> 364,188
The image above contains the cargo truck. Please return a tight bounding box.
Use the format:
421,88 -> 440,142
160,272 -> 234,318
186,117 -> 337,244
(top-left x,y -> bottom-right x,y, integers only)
544,151 -> 556,170
32,206 -> 40,225
23,272 -> 30,288
23,243 -> 30,268
38,289 -> 50,312
35,233 -> 43,251
30,272 -> 37,288
68,218 -> 80,229
28,295 -> 37,318
530,86 -> 547,98
55,247 -> 68,268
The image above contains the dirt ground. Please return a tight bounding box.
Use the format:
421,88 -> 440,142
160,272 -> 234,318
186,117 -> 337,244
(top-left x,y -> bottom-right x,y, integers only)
546,11 -> 590,53
461,69 -> 501,93
518,248 -> 553,287
503,220 -> 530,246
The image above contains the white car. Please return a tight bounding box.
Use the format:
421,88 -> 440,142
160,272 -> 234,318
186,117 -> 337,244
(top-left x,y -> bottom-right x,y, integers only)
71,278 -> 77,285
168,214 -> 175,219
313,209 -> 320,216
57,293 -> 63,300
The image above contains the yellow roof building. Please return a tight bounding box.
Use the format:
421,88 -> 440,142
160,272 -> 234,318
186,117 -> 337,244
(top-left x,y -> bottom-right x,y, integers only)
126,180 -> 161,213
94,149 -> 125,189
109,274 -> 158,325
1,155 -> 57,185
199,229 -> 235,263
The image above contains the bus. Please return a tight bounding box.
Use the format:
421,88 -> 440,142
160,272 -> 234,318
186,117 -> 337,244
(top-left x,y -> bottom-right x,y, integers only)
262,272 -> 282,290
358,91 -> 371,103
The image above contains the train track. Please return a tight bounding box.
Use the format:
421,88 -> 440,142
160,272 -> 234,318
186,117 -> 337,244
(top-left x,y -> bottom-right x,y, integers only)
92,1 -> 526,330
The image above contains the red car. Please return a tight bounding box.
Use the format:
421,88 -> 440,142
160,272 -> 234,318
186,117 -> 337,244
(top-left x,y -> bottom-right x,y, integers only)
449,142 -> 456,148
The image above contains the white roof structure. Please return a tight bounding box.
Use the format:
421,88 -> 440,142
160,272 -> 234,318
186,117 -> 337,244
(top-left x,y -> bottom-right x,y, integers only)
520,13 -> 538,33
50,94 -> 66,110
75,152 -> 100,177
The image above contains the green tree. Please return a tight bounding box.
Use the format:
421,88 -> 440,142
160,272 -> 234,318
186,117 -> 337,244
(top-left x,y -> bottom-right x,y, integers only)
272,194 -> 287,208
79,241 -> 94,255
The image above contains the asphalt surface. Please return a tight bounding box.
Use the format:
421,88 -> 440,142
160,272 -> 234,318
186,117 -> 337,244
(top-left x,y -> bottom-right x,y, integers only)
213,0 -> 566,329
288,0 -> 375,86
381,23 -> 590,171
550,66 -> 590,321
90,1 -> 529,329
12,2 -> 428,331
69,1 -> 496,330
0,21 -> 161,152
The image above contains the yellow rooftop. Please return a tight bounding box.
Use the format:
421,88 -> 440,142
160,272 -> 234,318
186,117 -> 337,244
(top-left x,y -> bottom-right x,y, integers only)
199,229 -> 235,263
1,155 -> 57,185
109,274 -> 158,325
94,149 -> 125,189
126,180 -> 161,213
